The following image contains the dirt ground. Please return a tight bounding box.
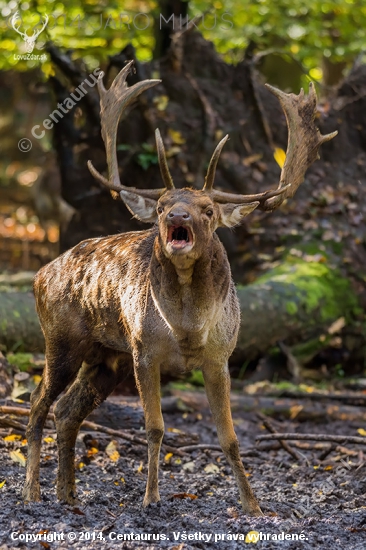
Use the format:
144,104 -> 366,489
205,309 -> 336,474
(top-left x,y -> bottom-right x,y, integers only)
0,391 -> 365,550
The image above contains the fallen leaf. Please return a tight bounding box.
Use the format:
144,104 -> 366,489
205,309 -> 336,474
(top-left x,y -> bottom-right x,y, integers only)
324,465 -> 333,470
43,436 -> 54,443
204,463 -> 219,474
167,427 -> 184,434
40,542 -> 50,549
72,507 -> 85,516
182,461 -> 195,473
87,447 -> 99,457
274,147 -> 286,168
106,440 -> 120,462
136,461 -> 144,473
357,428 -> 366,436
289,405 -> 304,420
164,453 -> 173,463
9,449 -> 26,467
4,434 -> 22,442
0,480 -> 6,488
172,492 -> 198,500
78,462 -> 85,470
245,530 -> 259,543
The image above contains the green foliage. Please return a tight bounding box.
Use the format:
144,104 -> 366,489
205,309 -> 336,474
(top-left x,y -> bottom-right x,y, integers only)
136,143 -> 158,170
6,352 -> 33,371
0,0 -> 365,84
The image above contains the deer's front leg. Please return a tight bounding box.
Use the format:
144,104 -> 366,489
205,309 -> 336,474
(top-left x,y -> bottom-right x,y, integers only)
203,364 -> 263,516
134,358 -> 164,506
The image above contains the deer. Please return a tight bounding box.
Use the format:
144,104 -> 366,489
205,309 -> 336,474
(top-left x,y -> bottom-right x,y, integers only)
22,62 -> 337,516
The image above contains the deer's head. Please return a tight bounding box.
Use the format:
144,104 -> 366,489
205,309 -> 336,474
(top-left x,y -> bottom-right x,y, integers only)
88,62 -> 337,265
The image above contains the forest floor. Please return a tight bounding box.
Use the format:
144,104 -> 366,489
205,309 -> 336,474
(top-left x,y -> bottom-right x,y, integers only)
0,391 -> 365,550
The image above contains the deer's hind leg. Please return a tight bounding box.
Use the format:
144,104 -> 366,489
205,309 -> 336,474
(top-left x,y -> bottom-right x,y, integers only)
54,351 -> 130,504
23,340 -> 84,502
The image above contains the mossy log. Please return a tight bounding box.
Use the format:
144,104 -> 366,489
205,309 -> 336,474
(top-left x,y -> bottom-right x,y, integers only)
0,291 -> 43,352
236,258 -> 359,360
0,259 -> 359,358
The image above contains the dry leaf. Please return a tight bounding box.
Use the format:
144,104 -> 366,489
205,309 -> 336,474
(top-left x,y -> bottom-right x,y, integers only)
43,436 -> 54,443
136,461 -> 144,473
172,492 -> 198,500
168,128 -> 186,144
289,404 -> 304,420
245,530 -> 259,543
273,147 -> 286,168
167,428 -> 183,434
9,449 -> 26,467
204,463 -> 219,474
0,480 -> 6,488
87,447 -> 99,457
106,440 -> 120,462
4,434 -> 22,442
182,461 -> 195,473
357,428 -> 366,436
78,462 -> 85,470
164,453 -> 173,463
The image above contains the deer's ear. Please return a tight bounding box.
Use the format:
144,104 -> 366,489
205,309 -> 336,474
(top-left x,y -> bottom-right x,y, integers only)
119,190 -> 158,223
218,201 -> 259,228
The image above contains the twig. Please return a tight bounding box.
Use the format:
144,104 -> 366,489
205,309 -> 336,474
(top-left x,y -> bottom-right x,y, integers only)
256,433 -> 366,445
0,406 -> 187,456
0,415 -> 27,432
318,444 -> 337,461
257,413 -> 301,461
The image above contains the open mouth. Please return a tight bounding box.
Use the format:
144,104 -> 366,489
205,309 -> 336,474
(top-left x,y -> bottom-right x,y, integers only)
167,226 -> 193,249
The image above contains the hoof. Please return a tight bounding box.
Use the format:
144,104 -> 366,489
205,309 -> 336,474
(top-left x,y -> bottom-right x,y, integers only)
57,489 -> 79,506
143,494 -> 160,507
244,506 -> 264,517
23,484 -> 41,502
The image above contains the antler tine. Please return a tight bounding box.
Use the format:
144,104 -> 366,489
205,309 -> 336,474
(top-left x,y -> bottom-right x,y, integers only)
88,62 -> 167,200
155,129 -> 175,189
203,134 -> 229,191
259,82 -> 338,211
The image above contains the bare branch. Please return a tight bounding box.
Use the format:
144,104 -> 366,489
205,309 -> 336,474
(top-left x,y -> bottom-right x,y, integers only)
257,433 -> 366,445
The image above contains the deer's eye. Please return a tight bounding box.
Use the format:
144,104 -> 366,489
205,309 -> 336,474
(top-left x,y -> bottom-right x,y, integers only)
206,209 -> 214,217
157,206 -> 164,214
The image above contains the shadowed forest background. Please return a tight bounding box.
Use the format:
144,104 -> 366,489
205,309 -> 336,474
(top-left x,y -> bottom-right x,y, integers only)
1,0 -> 366,387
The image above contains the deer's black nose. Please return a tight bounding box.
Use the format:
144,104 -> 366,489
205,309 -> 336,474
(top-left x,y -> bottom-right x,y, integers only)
167,210 -> 191,224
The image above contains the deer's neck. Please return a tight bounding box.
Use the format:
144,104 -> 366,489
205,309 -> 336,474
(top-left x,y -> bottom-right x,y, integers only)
150,234 -> 231,347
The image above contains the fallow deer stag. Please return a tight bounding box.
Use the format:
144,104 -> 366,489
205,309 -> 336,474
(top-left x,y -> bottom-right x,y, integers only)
23,62 -> 336,515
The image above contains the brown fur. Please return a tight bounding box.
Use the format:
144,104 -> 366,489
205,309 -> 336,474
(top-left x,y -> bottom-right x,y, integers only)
23,187 -> 263,516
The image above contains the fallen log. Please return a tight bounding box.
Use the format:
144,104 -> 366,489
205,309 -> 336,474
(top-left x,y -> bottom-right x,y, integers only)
0,257 -> 359,359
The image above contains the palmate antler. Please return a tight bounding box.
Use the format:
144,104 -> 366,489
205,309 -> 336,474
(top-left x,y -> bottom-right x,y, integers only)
202,82 -> 337,210
89,63 -> 337,210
